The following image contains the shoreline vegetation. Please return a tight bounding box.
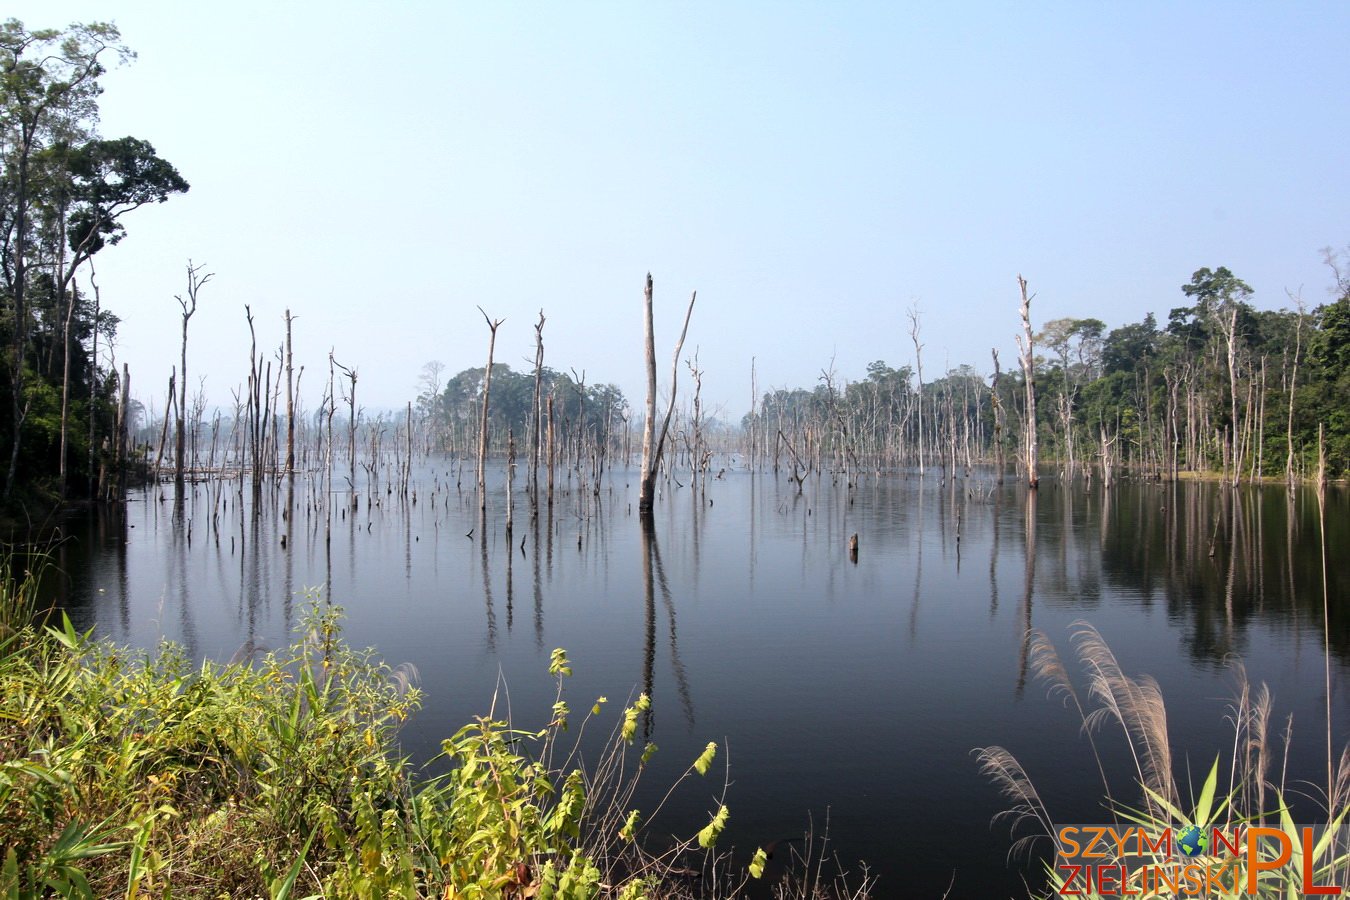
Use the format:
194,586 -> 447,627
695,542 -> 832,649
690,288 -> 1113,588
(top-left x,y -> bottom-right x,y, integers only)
978,623 -> 1350,899
0,561 -> 874,900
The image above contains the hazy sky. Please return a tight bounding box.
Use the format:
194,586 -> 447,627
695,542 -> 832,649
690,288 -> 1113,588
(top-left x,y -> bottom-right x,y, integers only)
11,1 -> 1350,421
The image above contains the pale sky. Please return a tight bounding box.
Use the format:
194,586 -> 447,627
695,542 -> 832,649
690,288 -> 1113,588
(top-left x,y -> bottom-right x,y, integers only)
10,1 -> 1349,421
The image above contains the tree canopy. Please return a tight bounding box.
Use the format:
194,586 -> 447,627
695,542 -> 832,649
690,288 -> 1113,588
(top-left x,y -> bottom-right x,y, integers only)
1,19 -> 188,504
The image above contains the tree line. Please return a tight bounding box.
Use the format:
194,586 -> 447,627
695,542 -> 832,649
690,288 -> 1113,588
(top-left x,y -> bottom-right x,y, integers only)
743,261 -> 1350,484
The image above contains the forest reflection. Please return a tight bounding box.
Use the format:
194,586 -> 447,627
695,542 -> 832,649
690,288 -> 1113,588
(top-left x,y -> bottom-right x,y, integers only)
41,472 -> 1350,675
34,468 -> 1350,897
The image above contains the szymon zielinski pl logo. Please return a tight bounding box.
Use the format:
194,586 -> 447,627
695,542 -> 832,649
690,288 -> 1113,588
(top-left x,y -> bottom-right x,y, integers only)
1054,824 -> 1347,896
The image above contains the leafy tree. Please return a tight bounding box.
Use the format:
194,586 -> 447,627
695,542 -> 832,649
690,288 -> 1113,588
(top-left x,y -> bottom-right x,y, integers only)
1102,313 -> 1159,375
431,363 -> 627,461
0,19 -> 187,504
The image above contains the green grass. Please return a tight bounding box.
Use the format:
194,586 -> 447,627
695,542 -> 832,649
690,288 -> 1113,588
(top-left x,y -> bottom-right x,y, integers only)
0,566 -> 872,899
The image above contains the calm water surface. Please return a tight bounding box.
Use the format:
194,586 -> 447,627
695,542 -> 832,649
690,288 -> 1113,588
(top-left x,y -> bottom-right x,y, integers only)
50,464 -> 1350,897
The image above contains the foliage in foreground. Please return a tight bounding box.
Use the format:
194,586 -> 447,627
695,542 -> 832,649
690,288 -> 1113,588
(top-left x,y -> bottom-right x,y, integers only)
0,566 -> 862,899
978,621 -> 1350,898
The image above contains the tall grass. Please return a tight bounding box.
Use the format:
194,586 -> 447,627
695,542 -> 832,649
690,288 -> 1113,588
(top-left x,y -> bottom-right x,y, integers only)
977,621 -> 1350,898
0,553 -> 44,648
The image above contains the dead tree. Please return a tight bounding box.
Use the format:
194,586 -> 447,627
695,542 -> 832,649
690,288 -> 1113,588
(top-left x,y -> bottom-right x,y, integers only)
331,354 -> 357,499
546,394 -> 556,501
86,263 -> 103,497
908,305 -> 925,473
990,349 -> 1006,484
114,363 -> 130,497
638,274 -> 696,516
1217,302 -> 1242,486
531,310 -> 545,501
285,309 -> 296,474
175,262 -> 212,500
506,428 -> 516,536
476,307 -> 504,512
1285,293 -> 1305,488
1014,275 -> 1038,489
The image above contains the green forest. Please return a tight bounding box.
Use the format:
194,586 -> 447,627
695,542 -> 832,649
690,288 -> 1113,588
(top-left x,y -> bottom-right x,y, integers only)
0,20 -> 187,511
737,262 -> 1350,484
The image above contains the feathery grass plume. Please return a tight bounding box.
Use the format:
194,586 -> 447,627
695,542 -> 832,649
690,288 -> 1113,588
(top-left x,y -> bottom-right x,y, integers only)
983,622 -> 1350,899
1027,628 -> 1076,710
1220,656 -> 1276,826
1070,620 -> 1175,816
973,746 -> 1054,861
1249,681 -> 1273,821
1028,628 -> 1113,805
1224,656 -> 1252,817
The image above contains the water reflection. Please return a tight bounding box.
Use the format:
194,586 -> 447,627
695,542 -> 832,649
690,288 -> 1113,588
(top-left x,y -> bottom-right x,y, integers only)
46,467 -> 1350,896
1016,488 -> 1036,698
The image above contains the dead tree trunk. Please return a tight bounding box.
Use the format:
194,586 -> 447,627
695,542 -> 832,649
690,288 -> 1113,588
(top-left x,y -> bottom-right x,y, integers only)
639,275 -> 659,514
331,354 -> 357,501
153,373 -> 175,481
57,281 -> 79,498
405,401 -> 413,495
908,305 -> 925,473
506,428 -> 516,537
638,274 -> 696,516
1285,295 -> 1304,488
1015,275 -> 1039,489
115,363 -> 130,496
531,310 -> 545,502
175,262 -> 211,501
86,263 -> 102,498
285,309 -> 296,474
546,394 -> 556,502
476,307 -> 504,513
1219,303 -> 1242,487
990,348 -> 1006,484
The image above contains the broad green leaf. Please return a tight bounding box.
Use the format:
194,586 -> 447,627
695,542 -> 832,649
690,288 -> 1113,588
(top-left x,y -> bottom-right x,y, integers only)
1194,755 -> 1220,825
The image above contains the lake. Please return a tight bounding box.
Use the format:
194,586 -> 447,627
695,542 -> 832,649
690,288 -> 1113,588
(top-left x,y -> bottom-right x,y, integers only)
47,463 -> 1350,896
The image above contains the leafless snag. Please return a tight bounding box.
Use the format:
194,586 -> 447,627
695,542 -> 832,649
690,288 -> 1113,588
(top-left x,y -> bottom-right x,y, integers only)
476,307 -> 504,513
1014,275 -> 1038,489
638,274 -> 696,516
175,261 -> 212,502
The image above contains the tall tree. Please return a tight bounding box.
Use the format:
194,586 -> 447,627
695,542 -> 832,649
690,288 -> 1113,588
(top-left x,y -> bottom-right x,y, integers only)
2,21 -> 123,498
2,20 -> 186,502
1182,266 -> 1254,482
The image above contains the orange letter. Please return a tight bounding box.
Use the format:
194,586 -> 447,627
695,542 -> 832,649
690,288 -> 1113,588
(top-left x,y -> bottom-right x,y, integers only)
1058,827 -> 1082,858
1302,827 -> 1342,895
1246,827 -> 1291,893
1084,827 -> 1109,859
